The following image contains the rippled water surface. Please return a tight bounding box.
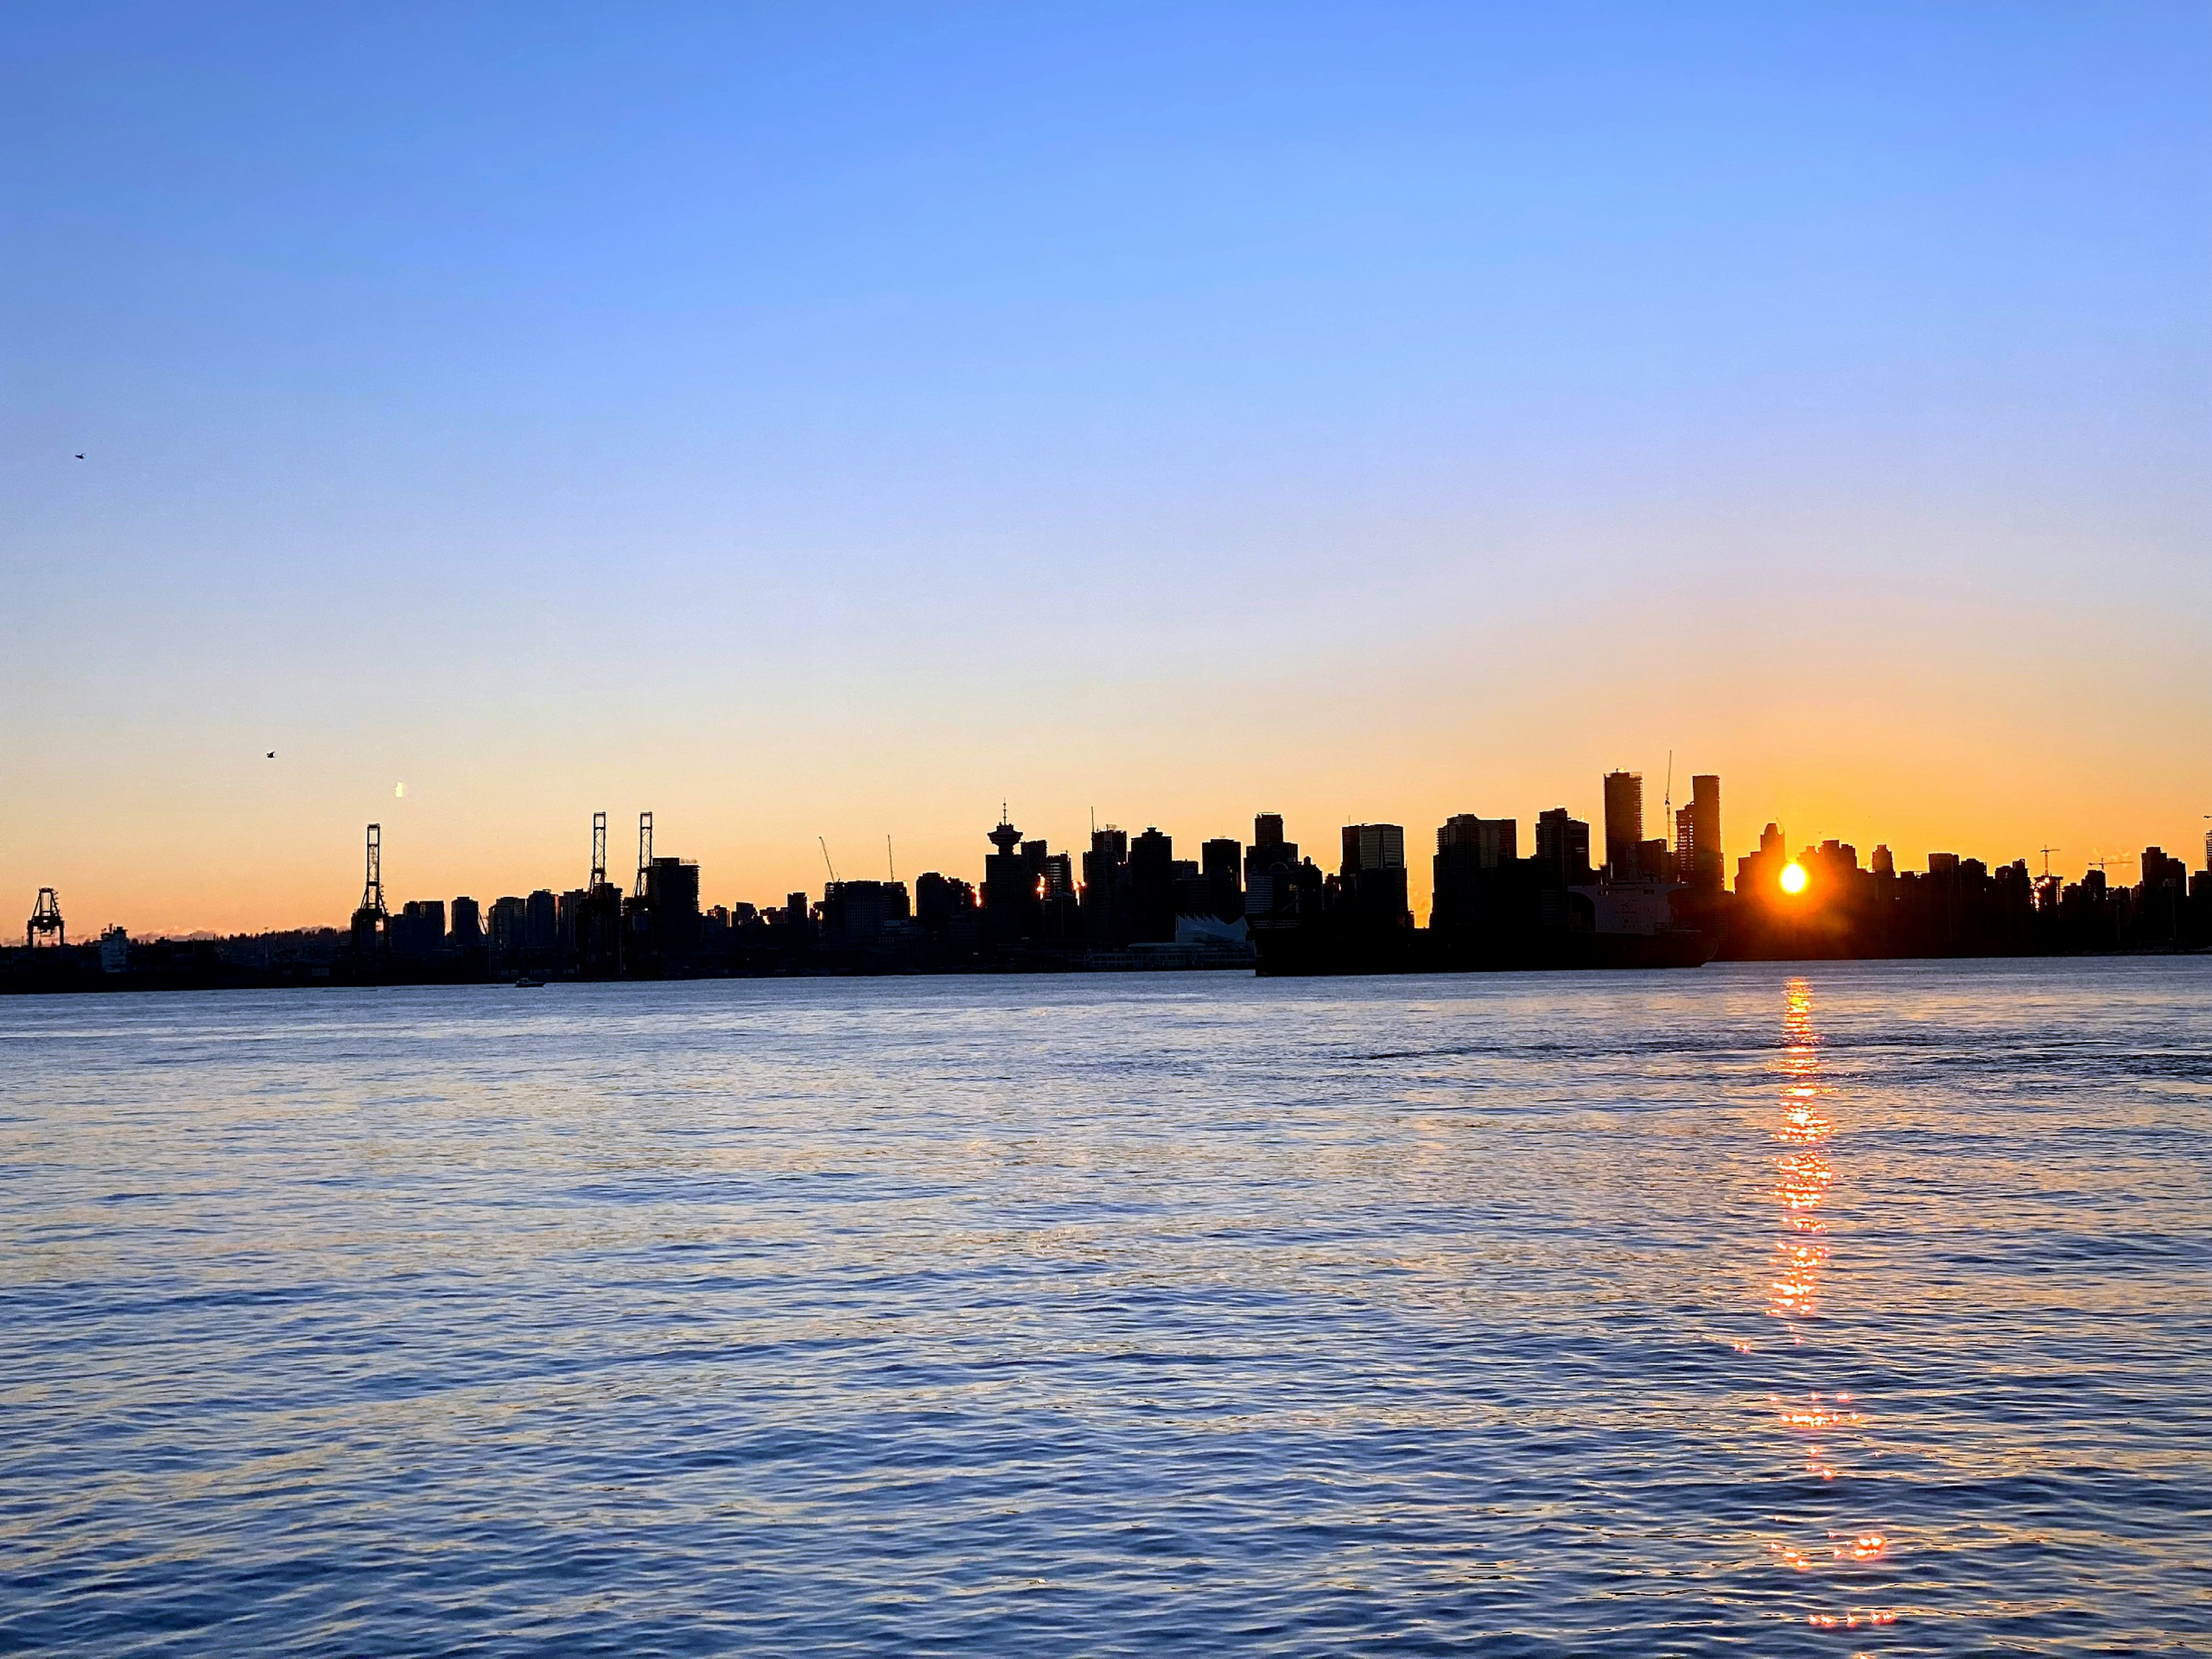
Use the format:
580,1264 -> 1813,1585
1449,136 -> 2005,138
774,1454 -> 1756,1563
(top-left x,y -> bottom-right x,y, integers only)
5,960 -> 2210,1655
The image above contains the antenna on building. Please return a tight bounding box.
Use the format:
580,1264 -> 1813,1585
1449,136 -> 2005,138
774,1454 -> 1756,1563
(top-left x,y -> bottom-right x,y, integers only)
26,887 -> 64,949
591,812 -> 607,888
819,837 -> 839,884
635,812 -> 653,897
361,824 -> 387,919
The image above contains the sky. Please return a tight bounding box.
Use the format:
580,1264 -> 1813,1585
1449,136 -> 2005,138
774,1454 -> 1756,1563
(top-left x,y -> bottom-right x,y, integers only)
4,2 -> 2208,934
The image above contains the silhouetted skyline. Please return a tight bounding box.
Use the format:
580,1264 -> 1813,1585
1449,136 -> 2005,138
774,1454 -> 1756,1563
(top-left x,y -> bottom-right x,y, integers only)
6,6 -> 2206,938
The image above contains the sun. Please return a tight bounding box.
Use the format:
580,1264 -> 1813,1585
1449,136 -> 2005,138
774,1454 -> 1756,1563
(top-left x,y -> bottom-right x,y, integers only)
1779,861 -> 1808,895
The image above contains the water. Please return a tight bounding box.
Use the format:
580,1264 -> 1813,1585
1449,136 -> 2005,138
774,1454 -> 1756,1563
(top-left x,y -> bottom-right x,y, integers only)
3,959 -> 2208,1656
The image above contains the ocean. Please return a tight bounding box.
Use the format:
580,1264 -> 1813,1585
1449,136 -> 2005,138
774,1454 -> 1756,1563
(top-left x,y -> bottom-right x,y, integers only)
3,959 -> 2207,1655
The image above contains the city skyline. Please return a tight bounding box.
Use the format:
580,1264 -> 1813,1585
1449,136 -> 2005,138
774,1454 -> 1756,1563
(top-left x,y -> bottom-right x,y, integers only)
19,758 -> 2207,943
6,5 -> 2207,937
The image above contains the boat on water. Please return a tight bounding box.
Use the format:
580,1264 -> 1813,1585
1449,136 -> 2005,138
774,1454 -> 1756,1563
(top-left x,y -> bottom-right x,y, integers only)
512,976 -> 545,988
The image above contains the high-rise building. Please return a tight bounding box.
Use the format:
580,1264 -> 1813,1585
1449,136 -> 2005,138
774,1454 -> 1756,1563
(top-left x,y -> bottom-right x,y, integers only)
1339,823 -> 1410,929
1339,824 -> 1406,876
1200,838 -> 1243,919
1433,815 -> 1516,931
1870,844 -> 1896,877
1688,775 -> 1721,890
822,880 -> 910,942
524,889 -> 558,955
390,899 -> 446,960
449,896 -> 483,951
1126,827 -> 1179,942
488,895 -> 527,960
645,857 -> 702,959
1244,815 -> 1301,919
1437,815 -> 1515,868
1534,809 -> 1591,885
1603,771 -> 1643,877
1040,852 -> 1076,900
1081,826 -> 1128,945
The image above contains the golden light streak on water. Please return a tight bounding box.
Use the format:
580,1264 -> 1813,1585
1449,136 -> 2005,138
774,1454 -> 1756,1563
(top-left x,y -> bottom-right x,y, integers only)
1764,977 -> 1897,1636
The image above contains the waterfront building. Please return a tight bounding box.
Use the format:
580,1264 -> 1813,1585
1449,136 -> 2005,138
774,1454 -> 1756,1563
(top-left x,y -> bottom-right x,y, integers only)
1603,771 -> 1643,877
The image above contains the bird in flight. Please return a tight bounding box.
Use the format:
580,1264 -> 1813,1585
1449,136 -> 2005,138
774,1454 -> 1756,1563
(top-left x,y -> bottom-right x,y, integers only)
74,453 -> 84,460
266,751 -> 276,759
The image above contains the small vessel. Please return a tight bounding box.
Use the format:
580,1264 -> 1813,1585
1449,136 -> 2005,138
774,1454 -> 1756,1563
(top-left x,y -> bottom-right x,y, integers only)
513,976 -> 544,988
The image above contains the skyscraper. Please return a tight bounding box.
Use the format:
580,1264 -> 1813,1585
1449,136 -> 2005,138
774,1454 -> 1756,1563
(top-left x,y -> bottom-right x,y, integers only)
1432,815 -> 1516,931
1200,838 -> 1243,919
1339,823 -> 1410,929
1603,771 -> 1643,877
1686,774 -> 1722,891
1339,824 -> 1406,876
1244,814 -> 1301,921
1535,809 -> 1592,885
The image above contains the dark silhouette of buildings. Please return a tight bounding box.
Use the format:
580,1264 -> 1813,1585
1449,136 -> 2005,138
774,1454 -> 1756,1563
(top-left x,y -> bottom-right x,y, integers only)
18,772 -> 2209,997
450,896 -> 483,954
1534,808 -> 1593,887
1680,774 -> 1722,893
1603,771 -> 1642,878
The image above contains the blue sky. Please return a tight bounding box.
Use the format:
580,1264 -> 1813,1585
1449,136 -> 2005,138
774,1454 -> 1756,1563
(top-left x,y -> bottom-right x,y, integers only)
5,3 -> 2207,929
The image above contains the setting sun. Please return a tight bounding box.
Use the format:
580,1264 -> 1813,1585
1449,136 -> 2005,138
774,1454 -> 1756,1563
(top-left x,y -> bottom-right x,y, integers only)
1780,862 -> 1808,895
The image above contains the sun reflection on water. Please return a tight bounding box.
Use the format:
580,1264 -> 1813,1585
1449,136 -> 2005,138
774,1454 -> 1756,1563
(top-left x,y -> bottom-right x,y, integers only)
1762,978 -> 1897,1637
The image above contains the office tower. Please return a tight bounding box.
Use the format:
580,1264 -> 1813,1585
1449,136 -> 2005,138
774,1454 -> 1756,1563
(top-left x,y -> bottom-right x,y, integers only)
450,896 -> 483,950
823,880 -> 908,942
1870,844 -> 1896,877
1082,827 -> 1128,945
1433,815 -> 1514,931
556,889 -> 586,963
1637,838 -> 1672,881
1200,838 -> 1243,919
782,892 -> 814,941
1684,775 -> 1722,891
524,889 -> 558,955
1534,809 -> 1592,885
1339,824 -> 1406,876
1927,852 -> 1960,877
1040,852 -> 1076,900
1245,816 -> 1301,919
1437,815 -> 1515,868
1340,823 -> 1411,928
1126,828 -> 1178,942
645,857 -> 702,959
1603,771 -> 1643,877
488,896 -> 527,960
391,899 -> 446,960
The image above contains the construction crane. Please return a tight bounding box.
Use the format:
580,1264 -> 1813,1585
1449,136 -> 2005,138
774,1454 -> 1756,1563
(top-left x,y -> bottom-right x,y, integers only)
2085,853 -> 2136,876
2037,846 -> 2061,878
886,835 -> 896,882
819,837 -> 839,884
26,888 -> 64,949
590,811 -> 607,888
635,812 -> 653,897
